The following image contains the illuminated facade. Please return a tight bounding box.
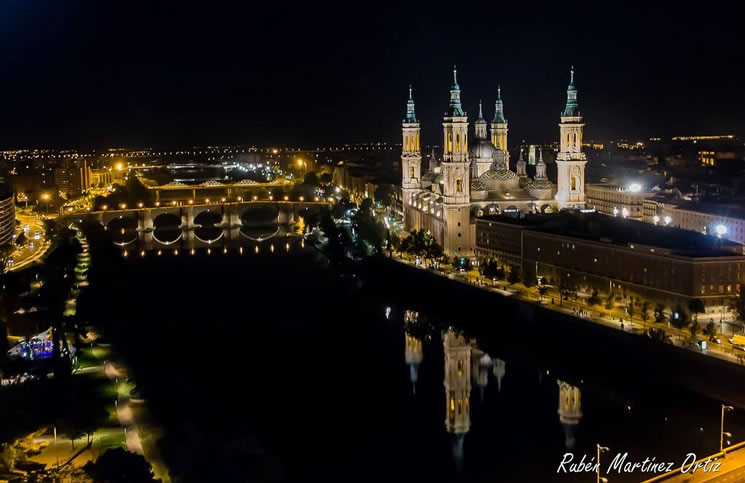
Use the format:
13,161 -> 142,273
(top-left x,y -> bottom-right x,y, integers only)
586,183 -> 653,220
0,184 -> 15,247
402,68 -> 587,256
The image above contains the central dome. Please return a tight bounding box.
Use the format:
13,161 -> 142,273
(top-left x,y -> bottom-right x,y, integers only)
468,138 -> 497,160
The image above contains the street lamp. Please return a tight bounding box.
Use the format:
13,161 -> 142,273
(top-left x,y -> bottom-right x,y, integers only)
721,404 -> 734,455
597,444 -> 610,483
41,192 -> 51,214
716,224 -> 727,239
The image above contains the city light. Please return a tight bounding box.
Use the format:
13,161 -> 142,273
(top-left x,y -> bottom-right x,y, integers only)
653,215 -> 660,224
664,215 -> 672,225
716,224 -> 727,238
628,183 -> 642,193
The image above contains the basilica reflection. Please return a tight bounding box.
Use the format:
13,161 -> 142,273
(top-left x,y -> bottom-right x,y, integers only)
557,380 -> 583,450
401,310 -> 586,473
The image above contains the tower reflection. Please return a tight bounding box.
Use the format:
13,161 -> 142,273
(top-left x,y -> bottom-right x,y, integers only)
443,330 -> 471,470
557,380 -> 583,450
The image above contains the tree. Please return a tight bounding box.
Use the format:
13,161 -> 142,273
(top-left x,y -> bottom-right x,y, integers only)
495,265 -> 505,281
538,285 -> 549,301
605,292 -> 615,311
374,184 -> 396,208
670,304 -> 690,338
689,319 -> 701,339
521,266 -> 535,288
641,301 -> 650,322
507,265 -> 520,285
730,285 -> 745,333
704,320 -> 718,341
688,299 -> 706,322
125,175 -> 154,207
627,303 -> 635,319
654,303 -> 666,324
588,289 -> 601,307
320,172 -> 333,185
481,259 -> 498,280
351,203 -> 385,255
83,447 -> 159,482
303,172 -> 321,187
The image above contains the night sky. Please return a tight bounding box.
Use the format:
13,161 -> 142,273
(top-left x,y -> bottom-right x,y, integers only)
0,2 -> 743,149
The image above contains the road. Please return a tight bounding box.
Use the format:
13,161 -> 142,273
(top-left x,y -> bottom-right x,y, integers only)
7,212 -> 52,271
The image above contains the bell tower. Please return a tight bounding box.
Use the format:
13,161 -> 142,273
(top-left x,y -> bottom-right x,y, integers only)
555,67 -> 587,209
489,86 -> 508,153
441,67 -> 472,256
401,85 -> 422,211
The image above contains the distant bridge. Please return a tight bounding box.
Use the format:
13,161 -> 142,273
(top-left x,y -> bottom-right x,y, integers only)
61,200 -> 328,250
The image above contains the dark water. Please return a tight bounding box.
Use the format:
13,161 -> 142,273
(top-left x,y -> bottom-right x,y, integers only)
79,238 -> 745,482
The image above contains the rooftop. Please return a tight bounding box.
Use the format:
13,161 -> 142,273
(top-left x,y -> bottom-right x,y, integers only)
479,211 -> 743,258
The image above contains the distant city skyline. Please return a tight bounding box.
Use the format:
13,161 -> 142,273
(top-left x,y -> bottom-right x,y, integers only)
1,2 -> 744,148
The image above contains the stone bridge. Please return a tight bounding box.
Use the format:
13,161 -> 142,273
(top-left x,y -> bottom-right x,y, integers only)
62,201 -> 328,249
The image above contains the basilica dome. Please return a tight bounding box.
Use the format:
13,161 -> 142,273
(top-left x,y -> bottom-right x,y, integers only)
468,138 -> 497,160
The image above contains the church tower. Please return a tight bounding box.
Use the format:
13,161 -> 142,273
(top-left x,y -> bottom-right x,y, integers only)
555,67 -> 587,209
401,85 -> 422,211
441,67 -> 473,256
490,86 -> 508,153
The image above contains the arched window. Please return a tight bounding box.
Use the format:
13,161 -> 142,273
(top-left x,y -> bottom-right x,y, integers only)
456,178 -> 463,193
571,176 -> 577,191
448,133 -> 453,153
409,166 -> 415,179
404,135 -> 409,152
416,134 -> 420,151
456,134 -> 461,152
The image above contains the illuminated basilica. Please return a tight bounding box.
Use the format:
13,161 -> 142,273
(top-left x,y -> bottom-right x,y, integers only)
401,67 -> 588,257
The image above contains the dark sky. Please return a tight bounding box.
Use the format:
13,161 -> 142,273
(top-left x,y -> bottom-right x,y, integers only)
0,1 -> 743,149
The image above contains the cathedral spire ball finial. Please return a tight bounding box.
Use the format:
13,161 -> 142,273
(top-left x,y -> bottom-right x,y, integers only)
478,99 -> 484,119
446,65 -> 465,116
492,85 -> 506,124
405,85 -> 417,123
563,66 -> 579,117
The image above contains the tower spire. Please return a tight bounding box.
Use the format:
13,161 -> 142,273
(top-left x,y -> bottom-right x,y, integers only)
405,84 -> 417,123
474,99 -> 487,139
447,65 -> 465,116
563,66 -> 579,117
535,147 -> 548,179
492,85 -> 506,124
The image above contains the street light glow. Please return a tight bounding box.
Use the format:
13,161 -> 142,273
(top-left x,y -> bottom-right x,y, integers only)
628,183 -> 642,192
716,224 -> 727,238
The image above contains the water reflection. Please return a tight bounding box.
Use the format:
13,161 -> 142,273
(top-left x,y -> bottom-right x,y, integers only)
558,380 -> 583,450
402,309 -> 588,476
443,330 -> 471,471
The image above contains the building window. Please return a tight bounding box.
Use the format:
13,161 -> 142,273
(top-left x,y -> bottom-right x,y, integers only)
455,178 -> 463,193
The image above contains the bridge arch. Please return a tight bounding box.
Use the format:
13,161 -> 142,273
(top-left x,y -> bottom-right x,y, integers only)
106,216 -> 138,246
153,212 -> 183,244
